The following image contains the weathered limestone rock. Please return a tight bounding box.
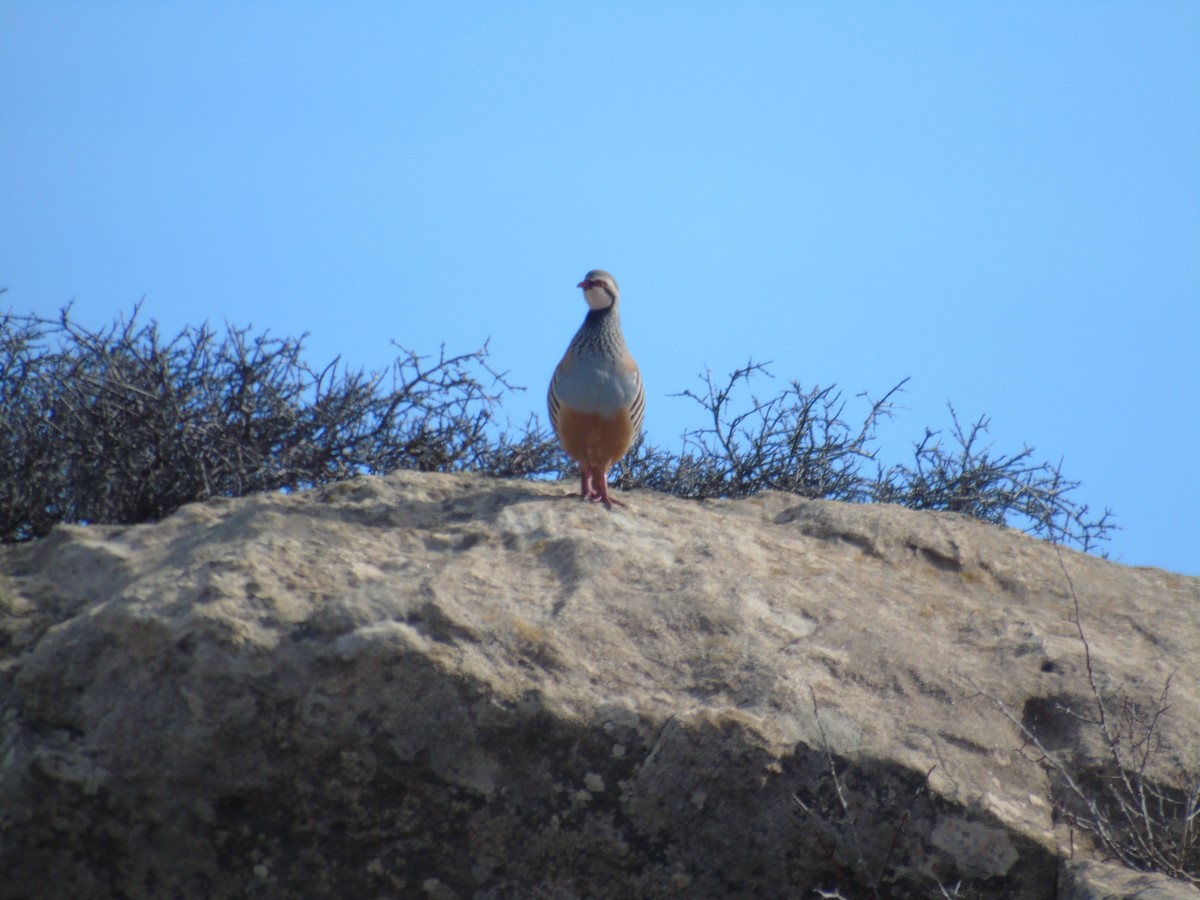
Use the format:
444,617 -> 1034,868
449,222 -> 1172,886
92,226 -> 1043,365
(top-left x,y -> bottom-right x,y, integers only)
1,470 -> 1197,898
1060,860 -> 1200,899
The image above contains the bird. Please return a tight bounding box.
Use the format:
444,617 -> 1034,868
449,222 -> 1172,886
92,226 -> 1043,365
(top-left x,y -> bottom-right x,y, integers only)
548,270 -> 645,508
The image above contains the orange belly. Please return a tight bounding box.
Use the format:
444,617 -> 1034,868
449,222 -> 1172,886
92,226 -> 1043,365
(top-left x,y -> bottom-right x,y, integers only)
554,406 -> 635,471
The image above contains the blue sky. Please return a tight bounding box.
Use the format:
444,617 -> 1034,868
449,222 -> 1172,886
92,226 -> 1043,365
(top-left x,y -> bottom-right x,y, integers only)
3,3 -> 1198,574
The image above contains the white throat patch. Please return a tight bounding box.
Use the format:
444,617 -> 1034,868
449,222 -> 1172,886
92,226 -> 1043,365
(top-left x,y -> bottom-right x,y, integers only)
583,283 -> 616,310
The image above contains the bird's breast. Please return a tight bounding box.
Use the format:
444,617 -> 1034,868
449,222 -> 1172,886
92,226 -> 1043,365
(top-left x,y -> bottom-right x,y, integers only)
553,353 -> 640,418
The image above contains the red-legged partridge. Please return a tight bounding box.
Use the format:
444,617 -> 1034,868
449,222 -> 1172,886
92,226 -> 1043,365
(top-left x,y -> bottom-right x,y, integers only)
548,270 -> 645,508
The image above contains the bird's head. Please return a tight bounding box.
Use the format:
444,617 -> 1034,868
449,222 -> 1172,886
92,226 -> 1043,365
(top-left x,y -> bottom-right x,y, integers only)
578,270 -> 619,311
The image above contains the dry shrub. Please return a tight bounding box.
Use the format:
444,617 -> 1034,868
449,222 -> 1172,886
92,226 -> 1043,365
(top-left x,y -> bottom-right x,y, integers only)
2,305 -> 1113,553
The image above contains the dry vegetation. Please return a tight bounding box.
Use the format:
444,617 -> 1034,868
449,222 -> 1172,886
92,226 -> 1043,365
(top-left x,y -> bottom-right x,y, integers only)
2,303 -> 1113,548
968,555 -> 1199,884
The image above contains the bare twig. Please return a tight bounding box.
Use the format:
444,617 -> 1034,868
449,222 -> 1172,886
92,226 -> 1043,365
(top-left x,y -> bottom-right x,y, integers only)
964,551 -> 1199,881
802,686 -> 942,897
808,685 -> 875,893
1,311 -> 1115,559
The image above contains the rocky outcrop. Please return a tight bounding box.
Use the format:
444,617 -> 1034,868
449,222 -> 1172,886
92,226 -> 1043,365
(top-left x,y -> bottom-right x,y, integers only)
1,470 -> 1197,898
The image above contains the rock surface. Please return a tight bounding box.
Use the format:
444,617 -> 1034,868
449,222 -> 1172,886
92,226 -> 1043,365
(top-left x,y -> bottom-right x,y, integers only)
1,470 -> 1197,898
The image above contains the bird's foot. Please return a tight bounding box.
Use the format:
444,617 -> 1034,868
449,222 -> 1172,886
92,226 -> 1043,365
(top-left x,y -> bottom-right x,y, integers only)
583,468 -> 625,509
579,469 -> 597,501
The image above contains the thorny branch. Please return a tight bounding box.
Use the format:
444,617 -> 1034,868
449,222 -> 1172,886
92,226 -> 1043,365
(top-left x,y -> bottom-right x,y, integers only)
2,309 -> 1114,556
963,550 -> 1199,882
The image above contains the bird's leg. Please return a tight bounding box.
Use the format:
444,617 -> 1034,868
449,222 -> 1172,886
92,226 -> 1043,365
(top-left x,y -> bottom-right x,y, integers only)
589,468 -> 626,509
579,467 -> 595,500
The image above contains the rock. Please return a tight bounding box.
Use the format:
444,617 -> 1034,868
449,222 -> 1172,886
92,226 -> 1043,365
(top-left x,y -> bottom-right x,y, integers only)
1,470 -> 1197,898
1060,860 -> 1200,899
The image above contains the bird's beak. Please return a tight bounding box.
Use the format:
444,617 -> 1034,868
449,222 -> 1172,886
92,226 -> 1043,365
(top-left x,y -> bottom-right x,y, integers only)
577,280 -> 588,289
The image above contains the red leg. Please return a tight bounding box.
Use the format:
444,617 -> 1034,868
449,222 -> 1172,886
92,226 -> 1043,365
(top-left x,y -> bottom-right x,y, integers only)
590,468 -> 625,509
